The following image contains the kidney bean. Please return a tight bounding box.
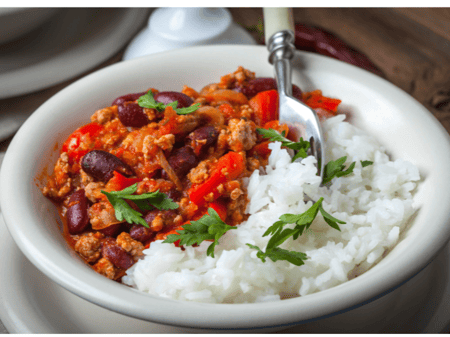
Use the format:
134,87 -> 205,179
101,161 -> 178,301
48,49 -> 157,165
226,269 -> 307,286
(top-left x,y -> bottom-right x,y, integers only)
82,150 -> 134,182
187,126 -> 219,148
162,146 -> 199,179
99,223 -> 124,237
162,210 -> 178,223
143,210 -> 159,224
117,102 -> 150,128
154,92 -> 194,108
130,224 -> 154,243
165,189 -> 181,202
111,92 -> 147,106
66,189 -> 90,235
101,238 -> 134,270
237,77 -> 303,100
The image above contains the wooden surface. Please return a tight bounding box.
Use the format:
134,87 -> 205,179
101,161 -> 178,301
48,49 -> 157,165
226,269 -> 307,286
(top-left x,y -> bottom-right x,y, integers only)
1,7 -> 450,333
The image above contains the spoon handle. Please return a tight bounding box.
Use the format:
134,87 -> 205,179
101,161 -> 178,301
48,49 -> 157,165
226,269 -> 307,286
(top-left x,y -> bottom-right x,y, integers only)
263,8 -> 296,97
263,8 -> 294,42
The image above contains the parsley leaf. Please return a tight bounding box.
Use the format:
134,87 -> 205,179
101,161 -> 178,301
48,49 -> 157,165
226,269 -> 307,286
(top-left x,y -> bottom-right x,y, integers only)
137,91 -> 166,111
248,197 -> 344,266
319,204 -> 344,231
256,128 -> 310,162
322,156 -> 355,184
163,208 -> 237,257
174,103 -> 202,115
137,90 -> 200,115
101,184 -> 178,228
246,244 -> 308,266
322,157 -> 374,184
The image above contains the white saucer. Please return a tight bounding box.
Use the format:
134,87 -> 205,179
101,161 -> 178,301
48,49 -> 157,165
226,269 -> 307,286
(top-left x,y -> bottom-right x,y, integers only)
0,206 -> 449,333
0,8 -> 150,99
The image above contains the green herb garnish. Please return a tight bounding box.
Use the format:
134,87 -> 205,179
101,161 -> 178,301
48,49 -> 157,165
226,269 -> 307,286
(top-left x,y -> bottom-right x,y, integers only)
256,128 -> 310,162
101,184 -> 178,228
322,156 -> 355,184
137,90 -> 200,115
361,160 -> 374,167
163,208 -> 237,257
247,197 -> 344,266
322,157 -> 374,185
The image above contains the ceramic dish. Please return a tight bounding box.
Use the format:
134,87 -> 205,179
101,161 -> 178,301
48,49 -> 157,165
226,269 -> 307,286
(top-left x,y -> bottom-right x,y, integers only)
0,8 -> 149,99
0,212 -> 448,333
1,45 -> 450,332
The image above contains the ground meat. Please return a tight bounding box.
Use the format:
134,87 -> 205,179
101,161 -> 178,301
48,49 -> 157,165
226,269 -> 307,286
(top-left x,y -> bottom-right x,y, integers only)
219,66 -> 255,89
136,179 -> 176,195
74,232 -> 104,263
88,201 -> 120,230
80,168 -> 94,186
149,214 -> 164,232
178,197 -> 198,219
42,152 -> 72,199
101,119 -> 129,147
227,119 -> 257,152
228,193 -> 249,224
142,135 -> 157,159
247,157 -> 261,172
187,159 -> 215,185
154,134 -> 175,152
84,182 -> 106,203
90,106 -> 118,124
239,104 -> 254,120
116,232 -> 144,261
230,187 -> 244,200
143,108 -> 157,121
93,257 -> 116,279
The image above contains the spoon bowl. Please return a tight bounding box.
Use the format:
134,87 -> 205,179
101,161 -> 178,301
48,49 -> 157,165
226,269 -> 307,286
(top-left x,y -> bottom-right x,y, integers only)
264,8 -> 325,176
279,93 -> 325,172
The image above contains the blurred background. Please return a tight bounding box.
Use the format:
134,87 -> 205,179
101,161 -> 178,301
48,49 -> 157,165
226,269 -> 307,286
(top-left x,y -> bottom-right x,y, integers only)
0,7 -> 449,333
1,7 -> 449,150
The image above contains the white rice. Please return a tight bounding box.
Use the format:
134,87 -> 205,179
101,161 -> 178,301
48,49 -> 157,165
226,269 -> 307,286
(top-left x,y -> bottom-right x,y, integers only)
122,115 -> 421,303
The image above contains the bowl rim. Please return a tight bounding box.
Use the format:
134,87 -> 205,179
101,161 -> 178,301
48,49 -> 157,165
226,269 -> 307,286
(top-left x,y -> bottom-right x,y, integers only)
2,44 -> 450,329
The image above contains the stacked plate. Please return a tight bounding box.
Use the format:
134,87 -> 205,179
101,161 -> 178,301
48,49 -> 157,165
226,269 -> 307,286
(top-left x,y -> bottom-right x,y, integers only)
0,8 -> 150,142
0,8 -> 150,99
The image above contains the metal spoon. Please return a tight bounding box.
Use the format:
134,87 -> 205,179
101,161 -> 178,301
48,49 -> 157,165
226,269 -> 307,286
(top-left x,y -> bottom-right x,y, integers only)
263,8 -> 325,178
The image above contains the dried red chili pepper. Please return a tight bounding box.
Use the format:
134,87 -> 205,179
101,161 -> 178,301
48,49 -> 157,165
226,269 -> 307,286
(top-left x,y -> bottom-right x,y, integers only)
294,23 -> 384,77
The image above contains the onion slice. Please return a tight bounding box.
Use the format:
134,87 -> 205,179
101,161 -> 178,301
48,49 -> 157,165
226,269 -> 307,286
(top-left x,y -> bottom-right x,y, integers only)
195,106 -> 225,126
156,148 -> 183,191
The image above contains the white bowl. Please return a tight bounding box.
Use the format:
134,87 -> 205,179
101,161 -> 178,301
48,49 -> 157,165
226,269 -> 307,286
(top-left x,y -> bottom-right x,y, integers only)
2,45 -> 450,332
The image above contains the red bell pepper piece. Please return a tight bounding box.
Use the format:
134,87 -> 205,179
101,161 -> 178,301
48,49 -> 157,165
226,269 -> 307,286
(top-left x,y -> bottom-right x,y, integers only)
249,89 -> 279,126
106,171 -> 141,191
302,90 -> 341,113
262,120 -> 290,136
61,122 -> 104,164
248,141 -> 271,158
218,103 -> 238,119
188,151 -> 245,207
207,200 -> 228,222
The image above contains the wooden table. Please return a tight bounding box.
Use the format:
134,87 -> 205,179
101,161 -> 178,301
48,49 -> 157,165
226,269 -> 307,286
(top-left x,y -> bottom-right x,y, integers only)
0,7 -> 449,333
